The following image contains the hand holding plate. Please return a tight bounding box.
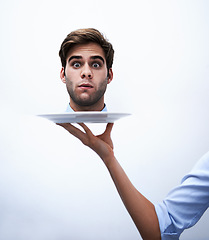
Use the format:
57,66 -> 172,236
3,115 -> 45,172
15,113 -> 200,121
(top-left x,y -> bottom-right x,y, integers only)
57,122 -> 114,163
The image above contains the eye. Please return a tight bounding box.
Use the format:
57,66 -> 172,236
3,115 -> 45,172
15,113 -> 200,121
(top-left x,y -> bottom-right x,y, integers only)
92,62 -> 101,68
72,62 -> 81,68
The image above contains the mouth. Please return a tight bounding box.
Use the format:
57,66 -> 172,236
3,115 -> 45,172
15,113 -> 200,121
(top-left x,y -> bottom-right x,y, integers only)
78,83 -> 94,89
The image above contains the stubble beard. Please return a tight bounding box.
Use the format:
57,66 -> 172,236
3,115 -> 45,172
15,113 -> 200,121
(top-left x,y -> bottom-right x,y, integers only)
66,77 -> 108,107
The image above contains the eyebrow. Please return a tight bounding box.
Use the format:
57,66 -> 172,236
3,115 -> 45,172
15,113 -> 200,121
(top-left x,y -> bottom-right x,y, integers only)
68,55 -> 105,64
68,56 -> 82,63
90,55 -> 105,63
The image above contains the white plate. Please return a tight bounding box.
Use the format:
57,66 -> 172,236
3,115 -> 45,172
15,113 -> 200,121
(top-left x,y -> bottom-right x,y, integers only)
38,112 -> 131,123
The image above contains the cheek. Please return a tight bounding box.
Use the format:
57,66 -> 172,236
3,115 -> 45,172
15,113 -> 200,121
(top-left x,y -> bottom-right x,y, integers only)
98,77 -> 108,89
65,71 -> 78,84
95,70 -> 108,80
65,67 -> 79,78
64,75 -> 74,89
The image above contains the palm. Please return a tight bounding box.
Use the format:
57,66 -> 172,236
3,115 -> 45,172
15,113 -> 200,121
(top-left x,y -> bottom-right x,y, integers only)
57,122 -> 114,161
97,127 -> 113,149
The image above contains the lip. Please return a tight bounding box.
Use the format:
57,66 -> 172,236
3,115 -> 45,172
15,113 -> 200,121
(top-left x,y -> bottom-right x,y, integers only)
78,83 -> 94,89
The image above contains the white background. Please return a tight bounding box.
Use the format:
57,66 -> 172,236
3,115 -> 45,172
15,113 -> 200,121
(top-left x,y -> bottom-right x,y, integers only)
0,0 -> 209,239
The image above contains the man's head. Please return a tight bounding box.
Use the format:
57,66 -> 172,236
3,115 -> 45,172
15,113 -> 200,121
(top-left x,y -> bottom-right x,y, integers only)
59,28 -> 114,111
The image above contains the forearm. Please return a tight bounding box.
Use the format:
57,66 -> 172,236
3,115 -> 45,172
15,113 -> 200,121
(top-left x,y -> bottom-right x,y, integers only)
104,156 -> 161,240
57,122 -> 161,238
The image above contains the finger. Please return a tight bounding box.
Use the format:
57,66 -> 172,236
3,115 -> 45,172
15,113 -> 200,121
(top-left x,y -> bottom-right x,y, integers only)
105,123 -> 114,135
78,123 -> 94,136
78,122 -> 88,131
56,123 -> 87,142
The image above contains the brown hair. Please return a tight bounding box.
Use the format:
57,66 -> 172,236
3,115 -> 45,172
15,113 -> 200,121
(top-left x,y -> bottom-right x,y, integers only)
59,28 -> 114,71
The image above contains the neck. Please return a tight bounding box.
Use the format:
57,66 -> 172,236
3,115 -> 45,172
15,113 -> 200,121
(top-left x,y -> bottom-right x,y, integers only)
70,100 -> 105,112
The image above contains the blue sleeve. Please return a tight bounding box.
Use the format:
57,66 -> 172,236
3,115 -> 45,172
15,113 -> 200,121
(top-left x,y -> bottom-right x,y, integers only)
155,151 -> 209,239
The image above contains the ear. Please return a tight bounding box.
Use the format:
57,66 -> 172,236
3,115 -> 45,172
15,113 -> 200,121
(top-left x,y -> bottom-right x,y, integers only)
60,67 -> 66,83
107,68 -> 113,84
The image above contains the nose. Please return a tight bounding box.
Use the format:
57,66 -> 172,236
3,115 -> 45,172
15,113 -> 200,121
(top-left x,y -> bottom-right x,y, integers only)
81,63 -> 93,79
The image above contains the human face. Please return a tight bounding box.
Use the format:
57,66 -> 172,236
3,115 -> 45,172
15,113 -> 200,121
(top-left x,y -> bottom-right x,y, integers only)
60,42 -> 113,111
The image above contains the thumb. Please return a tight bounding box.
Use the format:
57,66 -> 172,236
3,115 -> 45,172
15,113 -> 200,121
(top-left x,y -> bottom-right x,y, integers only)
105,123 -> 114,136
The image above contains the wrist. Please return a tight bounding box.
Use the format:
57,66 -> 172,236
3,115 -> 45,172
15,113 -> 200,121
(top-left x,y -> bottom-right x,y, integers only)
102,153 -> 117,169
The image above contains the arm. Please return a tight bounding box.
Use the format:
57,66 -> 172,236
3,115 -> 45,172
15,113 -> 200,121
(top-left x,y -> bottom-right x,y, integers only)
155,151 -> 209,238
57,122 -> 161,240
